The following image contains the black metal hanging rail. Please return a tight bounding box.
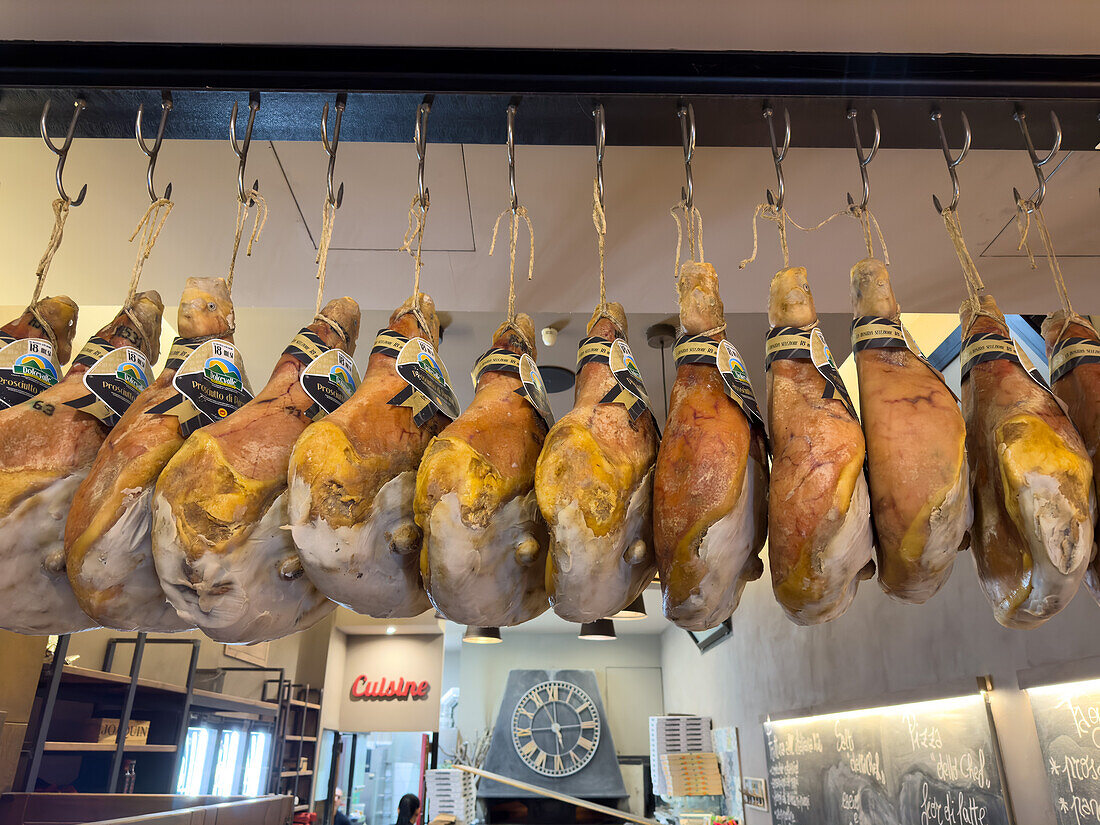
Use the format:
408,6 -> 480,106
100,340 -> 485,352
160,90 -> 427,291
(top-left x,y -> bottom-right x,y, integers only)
1,42 -> 1099,148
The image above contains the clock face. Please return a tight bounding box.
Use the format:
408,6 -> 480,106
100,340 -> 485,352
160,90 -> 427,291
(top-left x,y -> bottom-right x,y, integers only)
511,680 -> 601,777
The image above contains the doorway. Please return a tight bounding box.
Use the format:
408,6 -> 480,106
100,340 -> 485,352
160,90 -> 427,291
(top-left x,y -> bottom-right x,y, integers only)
317,729 -> 433,825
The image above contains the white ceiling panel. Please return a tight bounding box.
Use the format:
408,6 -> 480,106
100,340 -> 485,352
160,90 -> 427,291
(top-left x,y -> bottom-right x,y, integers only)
271,140 -> 475,252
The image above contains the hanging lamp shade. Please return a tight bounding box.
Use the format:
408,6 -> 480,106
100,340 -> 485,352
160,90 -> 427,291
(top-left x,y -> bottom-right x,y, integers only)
462,626 -> 502,644
612,594 -> 647,620
578,618 -> 617,640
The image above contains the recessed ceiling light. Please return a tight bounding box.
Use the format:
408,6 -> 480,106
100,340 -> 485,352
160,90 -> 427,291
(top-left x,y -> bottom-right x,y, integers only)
385,626 -> 397,635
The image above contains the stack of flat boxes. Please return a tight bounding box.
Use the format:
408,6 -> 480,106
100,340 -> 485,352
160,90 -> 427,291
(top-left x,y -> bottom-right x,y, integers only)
424,769 -> 477,824
648,715 -> 713,796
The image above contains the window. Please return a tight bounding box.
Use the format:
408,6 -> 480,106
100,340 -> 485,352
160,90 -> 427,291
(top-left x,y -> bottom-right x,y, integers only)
177,727 -> 211,795
241,730 -> 271,797
212,729 -> 242,796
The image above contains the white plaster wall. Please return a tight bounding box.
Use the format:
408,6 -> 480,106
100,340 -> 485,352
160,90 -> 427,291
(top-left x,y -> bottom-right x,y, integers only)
659,552 -> 1100,825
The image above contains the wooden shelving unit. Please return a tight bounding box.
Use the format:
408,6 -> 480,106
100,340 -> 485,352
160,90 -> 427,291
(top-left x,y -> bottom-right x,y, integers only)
264,681 -> 323,810
18,635 -> 287,797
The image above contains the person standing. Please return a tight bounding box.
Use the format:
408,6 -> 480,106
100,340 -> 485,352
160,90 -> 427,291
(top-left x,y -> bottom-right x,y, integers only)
333,788 -> 351,825
394,793 -> 420,825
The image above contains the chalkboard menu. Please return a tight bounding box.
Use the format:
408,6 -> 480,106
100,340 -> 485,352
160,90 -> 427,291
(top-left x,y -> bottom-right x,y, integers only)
1028,679 -> 1100,824
763,695 -> 1011,825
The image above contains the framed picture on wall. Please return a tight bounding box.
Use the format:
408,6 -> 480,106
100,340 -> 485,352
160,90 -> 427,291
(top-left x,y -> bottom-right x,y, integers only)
685,618 -> 732,653
224,641 -> 270,666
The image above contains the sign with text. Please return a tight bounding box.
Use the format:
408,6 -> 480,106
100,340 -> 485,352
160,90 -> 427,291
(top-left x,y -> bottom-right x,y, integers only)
350,675 -> 431,700
1028,678 -> 1100,825
339,634 -> 443,733
763,694 -> 1010,825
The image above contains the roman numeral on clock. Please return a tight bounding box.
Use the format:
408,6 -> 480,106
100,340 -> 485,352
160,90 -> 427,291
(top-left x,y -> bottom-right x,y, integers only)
520,740 -> 537,757
577,737 -> 594,751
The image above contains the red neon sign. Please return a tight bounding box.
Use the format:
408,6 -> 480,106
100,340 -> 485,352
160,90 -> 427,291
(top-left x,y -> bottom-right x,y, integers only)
350,676 -> 431,700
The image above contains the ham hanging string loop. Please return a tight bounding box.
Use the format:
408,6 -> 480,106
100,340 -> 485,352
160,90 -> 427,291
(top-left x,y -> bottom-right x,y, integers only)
739,204 -> 848,271
398,195 -> 435,335
845,204 -> 891,265
1015,199 -> 1074,318
27,197 -> 72,350
592,176 -> 613,319
941,207 -> 986,315
314,198 -> 337,316
669,199 -> 705,279
123,195 -> 173,352
227,188 -> 267,293
489,204 -> 534,325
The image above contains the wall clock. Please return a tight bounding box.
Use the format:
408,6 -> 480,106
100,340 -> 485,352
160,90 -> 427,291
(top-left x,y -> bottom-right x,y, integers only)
510,679 -> 601,777
480,668 -> 626,799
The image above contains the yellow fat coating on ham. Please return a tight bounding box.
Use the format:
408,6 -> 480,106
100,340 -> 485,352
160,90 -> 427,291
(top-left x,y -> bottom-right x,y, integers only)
414,436 -> 513,533
155,431 -> 274,559
997,414 -> 1093,549
536,423 -> 631,538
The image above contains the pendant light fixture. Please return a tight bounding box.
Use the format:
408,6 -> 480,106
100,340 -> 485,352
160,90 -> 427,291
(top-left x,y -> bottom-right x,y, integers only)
612,594 -> 647,620
578,619 -> 617,641
463,626 -> 502,644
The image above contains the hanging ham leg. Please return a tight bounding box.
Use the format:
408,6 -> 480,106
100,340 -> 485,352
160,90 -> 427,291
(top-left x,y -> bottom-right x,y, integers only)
415,314 -> 551,626
654,263 -> 768,630
153,297 -> 361,643
1042,311 -> 1100,604
961,294 -> 1094,627
288,294 -> 447,618
2,295 -> 79,364
0,292 -> 165,634
536,302 -> 659,623
66,278 -> 239,631
851,258 -> 971,603
768,266 -> 873,625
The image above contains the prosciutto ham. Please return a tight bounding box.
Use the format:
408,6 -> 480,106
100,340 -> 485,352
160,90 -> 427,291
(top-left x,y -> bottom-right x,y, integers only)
653,263 -> 768,630
961,294 -> 1094,627
767,266 -> 873,625
152,297 -> 361,643
0,292 -> 165,634
415,314 -> 551,626
850,258 -> 972,603
1,295 -> 79,365
288,293 -> 449,618
1042,311 -> 1100,604
536,302 -> 659,623
66,278 -> 241,631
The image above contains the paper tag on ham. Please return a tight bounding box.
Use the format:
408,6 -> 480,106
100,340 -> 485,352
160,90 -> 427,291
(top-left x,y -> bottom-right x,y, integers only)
148,338 -> 253,437
766,325 -> 858,420
0,335 -> 60,408
300,349 -> 360,420
851,315 -> 957,400
380,332 -> 460,427
65,345 -> 152,428
577,336 -> 656,424
1050,335 -> 1100,383
674,333 -> 766,432
472,347 -> 554,428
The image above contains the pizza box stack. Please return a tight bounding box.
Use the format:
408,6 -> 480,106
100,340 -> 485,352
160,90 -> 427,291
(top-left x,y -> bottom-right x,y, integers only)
425,769 -> 477,824
649,716 -> 712,796
660,752 -> 724,797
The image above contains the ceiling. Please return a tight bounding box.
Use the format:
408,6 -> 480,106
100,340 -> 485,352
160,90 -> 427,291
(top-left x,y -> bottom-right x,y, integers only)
4,1 -> 1100,55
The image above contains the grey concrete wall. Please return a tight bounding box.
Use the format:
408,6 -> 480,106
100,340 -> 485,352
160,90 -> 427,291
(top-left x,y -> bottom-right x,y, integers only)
660,551 -> 1100,825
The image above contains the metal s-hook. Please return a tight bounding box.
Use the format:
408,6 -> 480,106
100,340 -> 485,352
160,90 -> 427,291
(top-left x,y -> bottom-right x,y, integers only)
506,97 -> 521,212
136,91 -> 174,202
593,102 -> 606,210
677,102 -> 695,209
930,109 -> 972,214
846,108 -> 880,212
1012,106 -> 1062,210
230,92 -> 261,204
415,95 -> 434,209
40,98 -> 88,207
764,105 -> 791,211
322,93 -> 347,208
